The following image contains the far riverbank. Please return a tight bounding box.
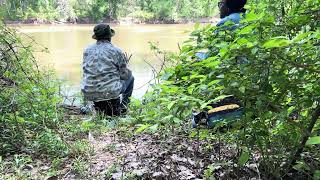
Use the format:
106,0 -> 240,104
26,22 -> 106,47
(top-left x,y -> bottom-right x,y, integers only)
4,17 -> 219,25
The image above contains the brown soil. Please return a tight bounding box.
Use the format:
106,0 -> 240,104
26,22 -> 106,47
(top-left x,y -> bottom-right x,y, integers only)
62,130 -> 260,179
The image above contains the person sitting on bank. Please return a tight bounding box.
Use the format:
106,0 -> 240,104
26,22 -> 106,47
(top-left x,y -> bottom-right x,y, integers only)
217,0 -> 247,27
196,0 -> 247,60
81,24 -> 134,116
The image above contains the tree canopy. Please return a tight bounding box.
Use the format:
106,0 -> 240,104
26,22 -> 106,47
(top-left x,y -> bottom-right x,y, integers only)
0,0 -> 219,22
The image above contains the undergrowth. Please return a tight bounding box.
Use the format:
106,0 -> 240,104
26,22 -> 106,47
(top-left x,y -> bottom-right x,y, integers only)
126,0 -> 320,178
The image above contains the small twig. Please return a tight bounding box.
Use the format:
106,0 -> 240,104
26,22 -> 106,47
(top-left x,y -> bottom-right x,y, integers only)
124,52 -> 132,63
177,43 -> 182,51
218,132 -> 221,161
196,128 -> 200,155
2,36 -> 37,83
133,59 -> 160,90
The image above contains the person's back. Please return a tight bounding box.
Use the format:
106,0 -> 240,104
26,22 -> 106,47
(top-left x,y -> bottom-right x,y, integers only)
82,42 -> 125,101
81,24 -> 134,116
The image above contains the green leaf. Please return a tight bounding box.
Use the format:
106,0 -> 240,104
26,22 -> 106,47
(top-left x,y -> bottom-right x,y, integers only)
316,31 -> 320,39
17,117 -> 25,123
148,124 -> 159,133
211,95 -> 232,103
263,38 -> 291,48
201,102 -> 211,109
314,170 -> 320,180
293,161 -> 310,171
173,118 -> 181,124
187,84 -> 196,95
238,149 -> 249,166
206,60 -> 221,69
245,12 -> 264,22
219,48 -> 228,57
167,101 -> 176,110
199,130 -> 209,139
287,106 -> 295,114
236,38 -> 249,45
163,115 -> 174,121
238,24 -> 256,35
205,56 -> 218,62
135,124 -> 151,134
190,74 -> 206,80
306,136 -> 320,145
208,80 -> 220,86
293,32 -> 312,42
239,86 -> 246,93
190,131 -> 197,138
194,22 -> 200,30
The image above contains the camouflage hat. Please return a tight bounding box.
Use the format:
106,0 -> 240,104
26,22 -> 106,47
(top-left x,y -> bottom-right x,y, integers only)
92,24 -> 115,40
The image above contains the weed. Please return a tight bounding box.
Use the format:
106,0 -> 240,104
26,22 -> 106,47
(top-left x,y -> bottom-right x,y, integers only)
51,157 -> 65,170
104,164 -> 119,179
103,143 -> 117,153
70,139 -> 94,158
71,157 -> 89,178
32,129 -> 69,157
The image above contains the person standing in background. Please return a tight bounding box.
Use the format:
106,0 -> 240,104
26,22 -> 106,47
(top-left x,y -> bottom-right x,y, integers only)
196,0 -> 247,60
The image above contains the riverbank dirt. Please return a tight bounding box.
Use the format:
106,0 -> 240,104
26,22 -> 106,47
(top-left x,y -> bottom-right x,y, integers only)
2,126 -> 316,179
75,130 -> 259,180
0,105 -> 264,179
1,130 -> 259,179
72,131 -> 257,179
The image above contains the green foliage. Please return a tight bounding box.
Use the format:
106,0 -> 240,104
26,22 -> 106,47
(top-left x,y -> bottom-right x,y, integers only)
203,164 -> 217,179
71,157 -> 90,178
238,147 -> 249,166
32,129 -> 69,157
315,170 -> 320,180
72,0 -> 109,21
1,0 -> 219,22
0,22 -> 65,156
128,10 -> 155,22
306,136 -> 320,145
175,0 -> 218,18
0,154 -> 34,179
69,140 -> 94,157
103,143 -> 116,153
104,164 -> 119,179
127,0 -> 320,177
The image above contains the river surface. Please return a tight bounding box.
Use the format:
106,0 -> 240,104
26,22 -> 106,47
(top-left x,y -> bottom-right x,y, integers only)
16,24 -> 194,100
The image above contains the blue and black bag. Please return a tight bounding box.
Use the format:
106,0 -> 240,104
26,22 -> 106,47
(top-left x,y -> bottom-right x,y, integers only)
192,96 -> 243,128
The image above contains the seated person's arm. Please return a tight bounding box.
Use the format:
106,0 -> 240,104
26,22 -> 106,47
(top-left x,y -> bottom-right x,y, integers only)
119,52 -> 132,80
120,64 -> 132,80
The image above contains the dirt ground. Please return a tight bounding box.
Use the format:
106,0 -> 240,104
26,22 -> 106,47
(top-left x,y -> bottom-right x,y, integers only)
61,130 -> 260,180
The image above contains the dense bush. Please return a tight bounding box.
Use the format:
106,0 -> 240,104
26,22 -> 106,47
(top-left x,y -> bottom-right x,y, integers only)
0,22 -> 65,156
128,11 -> 155,22
129,0 -> 320,177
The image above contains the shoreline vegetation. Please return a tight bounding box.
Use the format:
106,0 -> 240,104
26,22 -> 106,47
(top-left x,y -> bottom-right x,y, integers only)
4,17 -> 220,25
1,0 -> 220,25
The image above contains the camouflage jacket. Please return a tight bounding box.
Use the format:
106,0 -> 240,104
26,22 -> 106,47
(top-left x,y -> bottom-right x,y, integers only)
81,41 -> 131,101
